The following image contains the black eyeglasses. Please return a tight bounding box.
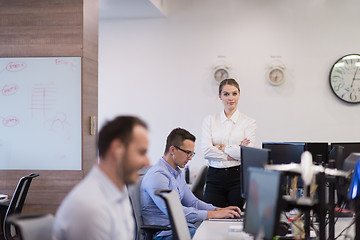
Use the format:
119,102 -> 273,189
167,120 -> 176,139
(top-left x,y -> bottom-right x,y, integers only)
174,146 -> 195,158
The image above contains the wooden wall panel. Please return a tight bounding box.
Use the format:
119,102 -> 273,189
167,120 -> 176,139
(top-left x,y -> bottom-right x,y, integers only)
0,0 -> 98,215
83,0 -> 99,175
0,1 -> 83,57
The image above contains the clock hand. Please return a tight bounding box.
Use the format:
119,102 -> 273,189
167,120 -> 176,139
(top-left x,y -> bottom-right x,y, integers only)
352,67 -> 359,87
354,67 -> 358,77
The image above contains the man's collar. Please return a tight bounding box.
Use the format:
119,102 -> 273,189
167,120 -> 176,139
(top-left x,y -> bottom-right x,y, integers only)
93,165 -> 126,203
160,157 -> 181,177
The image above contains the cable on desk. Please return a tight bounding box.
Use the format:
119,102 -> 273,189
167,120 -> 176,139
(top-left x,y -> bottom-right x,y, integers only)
334,214 -> 357,240
309,213 -> 319,238
325,201 -> 347,227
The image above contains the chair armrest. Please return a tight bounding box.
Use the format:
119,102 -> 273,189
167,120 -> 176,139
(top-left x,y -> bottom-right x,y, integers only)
141,225 -> 171,240
141,225 -> 171,231
0,201 -> 10,208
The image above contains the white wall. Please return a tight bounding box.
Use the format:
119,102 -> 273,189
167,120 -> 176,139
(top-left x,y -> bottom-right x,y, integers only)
99,0 -> 360,179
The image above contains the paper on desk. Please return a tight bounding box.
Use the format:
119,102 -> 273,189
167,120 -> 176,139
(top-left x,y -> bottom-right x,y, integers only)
228,225 -> 242,232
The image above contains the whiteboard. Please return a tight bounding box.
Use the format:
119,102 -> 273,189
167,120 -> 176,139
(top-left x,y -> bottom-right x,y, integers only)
0,57 -> 81,170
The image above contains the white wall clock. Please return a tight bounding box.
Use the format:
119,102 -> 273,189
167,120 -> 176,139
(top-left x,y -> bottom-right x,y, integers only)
329,54 -> 360,104
214,65 -> 230,84
267,60 -> 286,86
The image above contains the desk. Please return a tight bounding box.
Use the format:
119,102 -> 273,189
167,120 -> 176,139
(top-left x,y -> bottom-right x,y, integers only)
193,220 -> 252,240
193,217 -> 355,240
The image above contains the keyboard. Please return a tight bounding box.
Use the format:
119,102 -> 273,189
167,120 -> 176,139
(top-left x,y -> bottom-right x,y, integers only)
208,218 -> 243,222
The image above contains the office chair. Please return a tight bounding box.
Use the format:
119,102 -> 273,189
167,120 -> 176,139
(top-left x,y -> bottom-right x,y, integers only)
155,189 -> 191,240
190,166 -> 208,201
6,214 -> 54,240
0,201 -> 10,236
2,173 -> 39,240
127,176 -> 170,240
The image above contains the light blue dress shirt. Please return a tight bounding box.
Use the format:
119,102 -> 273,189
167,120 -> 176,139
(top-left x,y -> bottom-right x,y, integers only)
141,158 -> 216,237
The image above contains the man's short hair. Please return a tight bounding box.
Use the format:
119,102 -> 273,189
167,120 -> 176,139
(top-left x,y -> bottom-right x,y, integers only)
98,116 -> 147,158
164,128 -> 196,154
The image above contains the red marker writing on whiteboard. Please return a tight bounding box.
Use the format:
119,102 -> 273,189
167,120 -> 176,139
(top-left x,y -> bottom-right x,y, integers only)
1,84 -> 19,96
0,115 -> 19,127
6,62 -> 27,72
0,62 -> 27,75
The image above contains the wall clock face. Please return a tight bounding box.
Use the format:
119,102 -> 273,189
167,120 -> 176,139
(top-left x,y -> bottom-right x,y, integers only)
214,68 -> 229,83
329,54 -> 360,104
268,67 -> 285,86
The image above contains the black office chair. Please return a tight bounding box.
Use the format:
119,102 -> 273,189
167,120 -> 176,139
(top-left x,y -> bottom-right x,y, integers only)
127,176 -> 170,240
155,189 -> 192,240
190,165 -> 208,201
0,201 -> 10,236
2,173 -> 39,240
6,214 -> 54,240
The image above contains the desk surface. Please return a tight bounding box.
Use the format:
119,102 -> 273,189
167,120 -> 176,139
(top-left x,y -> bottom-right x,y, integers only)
193,220 -> 252,240
193,217 -> 355,240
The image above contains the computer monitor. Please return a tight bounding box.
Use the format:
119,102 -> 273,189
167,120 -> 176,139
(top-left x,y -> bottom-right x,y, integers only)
304,142 -> 329,165
343,153 -> 360,172
282,142 -> 329,165
240,146 -> 271,198
347,158 -> 360,240
262,142 -> 307,189
348,157 -> 360,200
262,142 -> 306,165
328,145 -> 345,170
330,142 -> 360,167
244,167 -> 282,240
334,151 -> 359,208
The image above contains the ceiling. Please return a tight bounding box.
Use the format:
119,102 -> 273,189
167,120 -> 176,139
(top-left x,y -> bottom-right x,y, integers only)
99,0 -> 167,19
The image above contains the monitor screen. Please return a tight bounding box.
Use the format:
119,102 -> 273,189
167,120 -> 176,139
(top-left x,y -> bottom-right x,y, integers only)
240,146 -> 270,198
328,145 -> 345,169
343,153 -> 360,172
304,142 -> 329,165
262,142 -> 306,165
330,142 -> 360,168
262,142 -> 306,189
244,167 -> 282,240
283,142 -> 329,164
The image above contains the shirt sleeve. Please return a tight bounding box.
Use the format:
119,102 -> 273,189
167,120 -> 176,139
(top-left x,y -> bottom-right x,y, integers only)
224,118 -> 257,160
143,171 -> 212,223
181,179 -> 215,222
201,115 -> 228,162
182,183 -> 215,210
142,171 -> 172,218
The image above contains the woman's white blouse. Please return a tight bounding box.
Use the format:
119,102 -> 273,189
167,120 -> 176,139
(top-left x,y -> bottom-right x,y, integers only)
201,109 -> 256,168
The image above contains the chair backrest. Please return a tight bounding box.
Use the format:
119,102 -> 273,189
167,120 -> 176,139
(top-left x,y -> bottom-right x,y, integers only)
155,190 -> 191,240
127,175 -> 145,240
3,173 -> 39,240
190,166 -> 208,201
6,214 -> 54,240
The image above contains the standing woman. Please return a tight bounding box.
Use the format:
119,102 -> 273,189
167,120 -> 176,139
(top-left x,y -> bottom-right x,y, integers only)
201,78 -> 256,209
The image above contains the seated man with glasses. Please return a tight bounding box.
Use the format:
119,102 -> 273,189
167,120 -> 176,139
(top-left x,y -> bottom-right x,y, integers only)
141,128 -> 241,240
